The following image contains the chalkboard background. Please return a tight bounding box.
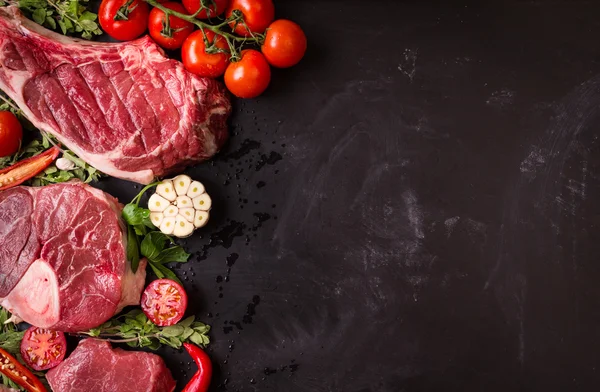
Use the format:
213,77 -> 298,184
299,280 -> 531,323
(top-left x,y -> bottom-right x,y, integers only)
96,0 -> 600,390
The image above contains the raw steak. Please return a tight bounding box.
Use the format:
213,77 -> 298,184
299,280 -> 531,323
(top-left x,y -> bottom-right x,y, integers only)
0,182 -> 146,331
0,6 -> 230,184
47,339 -> 176,392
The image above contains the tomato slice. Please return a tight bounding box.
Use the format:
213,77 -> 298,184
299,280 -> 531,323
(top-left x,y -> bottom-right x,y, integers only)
141,279 -> 188,326
20,327 -> 66,371
0,348 -> 47,392
0,146 -> 60,191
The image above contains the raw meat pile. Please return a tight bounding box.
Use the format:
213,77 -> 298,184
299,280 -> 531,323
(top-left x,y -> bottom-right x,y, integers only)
0,6 -> 231,184
0,182 -> 145,332
47,339 -> 176,392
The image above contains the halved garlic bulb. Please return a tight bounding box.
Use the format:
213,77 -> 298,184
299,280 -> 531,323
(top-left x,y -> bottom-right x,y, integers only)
150,175 -> 211,237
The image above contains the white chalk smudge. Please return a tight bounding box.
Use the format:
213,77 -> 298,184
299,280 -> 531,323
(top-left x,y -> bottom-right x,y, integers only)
398,48 -> 417,82
402,190 -> 424,239
520,145 -> 547,179
566,160 -> 588,200
486,89 -> 515,107
444,216 -> 461,238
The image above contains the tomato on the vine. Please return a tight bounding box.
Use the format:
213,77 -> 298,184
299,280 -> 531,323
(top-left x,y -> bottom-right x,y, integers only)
0,111 -> 22,157
226,0 -> 274,37
183,0 -> 228,19
141,279 -> 188,326
148,2 -> 195,50
99,0 -> 149,41
224,49 -> 271,98
182,30 -> 230,78
261,19 -> 307,68
20,327 -> 67,371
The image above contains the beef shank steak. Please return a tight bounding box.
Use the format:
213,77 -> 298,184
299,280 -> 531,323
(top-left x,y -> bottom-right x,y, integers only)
0,6 -> 230,184
0,182 -> 145,331
47,339 -> 176,392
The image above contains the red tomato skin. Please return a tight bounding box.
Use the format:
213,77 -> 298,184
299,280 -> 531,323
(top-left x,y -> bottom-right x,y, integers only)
20,327 -> 67,371
0,111 -> 22,157
148,3 -> 194,50
226,0 -> 274,37
182,30 -> 229,78
182,0 -> 228,19
262,19 -> 307,68
141,278 -> 189,326
224,49 -> 271,98
98,0 -> 149,41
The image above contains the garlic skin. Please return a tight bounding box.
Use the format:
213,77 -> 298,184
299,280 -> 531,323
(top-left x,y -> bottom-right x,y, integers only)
56,157 -> 75,171
150,177 -> 212,238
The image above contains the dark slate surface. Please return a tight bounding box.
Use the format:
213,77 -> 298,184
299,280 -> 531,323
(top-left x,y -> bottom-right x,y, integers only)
97,0 -> 600,390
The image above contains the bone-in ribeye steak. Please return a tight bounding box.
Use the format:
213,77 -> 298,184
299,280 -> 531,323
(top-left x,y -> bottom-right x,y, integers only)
0,6 -> 230,184
0,182 -> 146,332
47,339 -> 176,392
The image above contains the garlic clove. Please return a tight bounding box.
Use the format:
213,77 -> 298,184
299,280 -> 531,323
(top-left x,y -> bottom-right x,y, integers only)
180,208 -> 195,223
193,193 -> 212,211
173,175 -> 192,196
174,215 -> 195,238
159,217 -> 176,235
164,205 -> 179,217
148,194 -> 169,212
186,181 -> 205,198
156,180 -> 176,202
194,210 -> 209,228
150,212 -> 164,227
175,195 -> 193,209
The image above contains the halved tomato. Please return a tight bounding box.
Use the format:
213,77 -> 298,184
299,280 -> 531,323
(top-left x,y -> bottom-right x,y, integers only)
20,327 -> 67,371
141,279 -> 188,326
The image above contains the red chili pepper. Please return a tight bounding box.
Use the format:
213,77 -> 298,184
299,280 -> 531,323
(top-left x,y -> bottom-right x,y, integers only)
0,348 -> 47,392
181,343 -> 212,392
0,146 -> 60,191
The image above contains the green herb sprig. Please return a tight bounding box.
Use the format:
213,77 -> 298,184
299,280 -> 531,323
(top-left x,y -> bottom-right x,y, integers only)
13,0 -> 102,39
81,309 -> 210,350
123,184 -> 191,283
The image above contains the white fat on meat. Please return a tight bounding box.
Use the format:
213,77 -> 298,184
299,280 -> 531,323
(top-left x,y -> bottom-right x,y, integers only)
1,259 -> 60,328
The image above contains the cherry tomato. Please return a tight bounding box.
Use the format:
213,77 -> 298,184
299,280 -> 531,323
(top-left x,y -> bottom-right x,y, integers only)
0,111 -> 22,157
182,0 -> 228,19
224,49 -> 271,98
262,19 -> 307,68
141,279 -> 188,326
98,0 -> 149,41
182,30 -> 229,78
226,0 -> 274,37
20,327 -> 67,371
148,2 -> 194,50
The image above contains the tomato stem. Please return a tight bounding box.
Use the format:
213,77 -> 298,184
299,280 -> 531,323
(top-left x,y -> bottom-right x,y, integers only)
144,0 -> 264,61
114,0 -> 138,21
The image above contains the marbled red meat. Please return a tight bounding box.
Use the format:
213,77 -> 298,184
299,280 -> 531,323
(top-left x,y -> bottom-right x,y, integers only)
47,339 -> 176,392
0,182 -> 146,331
0,6 -> 230,184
